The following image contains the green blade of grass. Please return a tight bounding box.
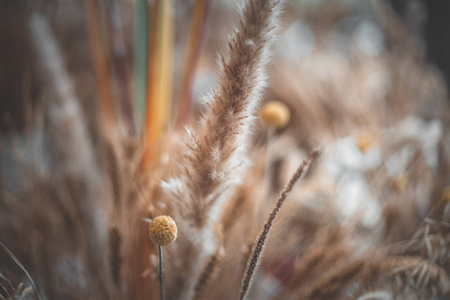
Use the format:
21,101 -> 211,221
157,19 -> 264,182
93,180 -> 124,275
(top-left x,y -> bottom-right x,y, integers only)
134,0 -> 148,136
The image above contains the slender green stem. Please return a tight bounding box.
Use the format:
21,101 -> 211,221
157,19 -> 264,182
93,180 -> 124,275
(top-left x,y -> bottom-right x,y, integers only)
133,0 -> 148,135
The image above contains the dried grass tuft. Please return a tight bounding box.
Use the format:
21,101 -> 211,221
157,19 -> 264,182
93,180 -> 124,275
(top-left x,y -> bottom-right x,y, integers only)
3,1 -> 450,300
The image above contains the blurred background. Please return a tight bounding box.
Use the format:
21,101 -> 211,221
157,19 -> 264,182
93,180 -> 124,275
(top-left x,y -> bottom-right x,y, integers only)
1,0 -> 450,132
3,0 -> 450,212
2,0 -> 450,299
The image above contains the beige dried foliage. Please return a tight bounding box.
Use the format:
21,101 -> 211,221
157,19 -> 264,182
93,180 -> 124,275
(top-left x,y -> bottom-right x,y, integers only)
3,1 -> 450,300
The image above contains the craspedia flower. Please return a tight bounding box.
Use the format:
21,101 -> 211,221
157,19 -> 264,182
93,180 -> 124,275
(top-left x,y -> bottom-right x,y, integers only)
260,100 -> 291,129
356,131 -> 376,153
443,186 -> 450,203
393,174 -> 408,193
148,215 -> 178,246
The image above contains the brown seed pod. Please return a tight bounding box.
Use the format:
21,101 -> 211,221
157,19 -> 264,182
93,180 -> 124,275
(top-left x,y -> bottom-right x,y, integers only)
148,215 -> 178,246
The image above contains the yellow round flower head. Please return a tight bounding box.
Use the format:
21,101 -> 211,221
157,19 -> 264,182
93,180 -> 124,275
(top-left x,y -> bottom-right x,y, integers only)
148,215 -> 178,246
356,132 -> 375,153
260,101 -> 291,129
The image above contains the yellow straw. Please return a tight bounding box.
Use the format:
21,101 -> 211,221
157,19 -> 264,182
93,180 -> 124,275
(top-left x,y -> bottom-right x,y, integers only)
144,0 -> 174,166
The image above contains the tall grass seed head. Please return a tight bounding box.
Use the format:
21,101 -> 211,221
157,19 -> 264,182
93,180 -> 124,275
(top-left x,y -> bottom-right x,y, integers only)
148,215 -> 178,246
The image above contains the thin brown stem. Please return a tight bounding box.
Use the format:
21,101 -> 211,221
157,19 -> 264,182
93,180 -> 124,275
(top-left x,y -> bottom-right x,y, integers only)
239,148 -> 321,300
0,241 -> 42,300
175,0 -> 211,127
159,245 -> 164,300
84,0 -> 114,125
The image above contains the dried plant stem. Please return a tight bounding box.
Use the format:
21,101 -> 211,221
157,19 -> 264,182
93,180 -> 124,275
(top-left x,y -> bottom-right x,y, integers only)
144,0 -> 174,166
84,0 -> 114,124
0,281 -> 12,299
263,128 -> 275,202
109,227 -> 122,287
175,0 -> 211,127
107,0 -> 134,134
133,0 -> 148,134
159,245 -> 164,300
0,241 -> 42,300
239,148 -> 321,300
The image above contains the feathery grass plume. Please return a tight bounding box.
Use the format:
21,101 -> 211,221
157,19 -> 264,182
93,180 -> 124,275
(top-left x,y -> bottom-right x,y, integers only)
0,13 -> 114,299
239,148 -> 320,300
30,11 -> 107,242
164,0 -> 283,226
161,0 -> 283,298
29,12 -> 106,227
